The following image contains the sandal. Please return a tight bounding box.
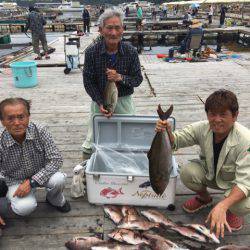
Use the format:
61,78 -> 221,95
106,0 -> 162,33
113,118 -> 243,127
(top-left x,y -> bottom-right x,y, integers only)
182,196 -> 213,213
226,210 -> 243,231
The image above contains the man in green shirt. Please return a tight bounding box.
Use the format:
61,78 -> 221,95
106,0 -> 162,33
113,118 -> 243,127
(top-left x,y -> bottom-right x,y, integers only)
156,89 -> 250,239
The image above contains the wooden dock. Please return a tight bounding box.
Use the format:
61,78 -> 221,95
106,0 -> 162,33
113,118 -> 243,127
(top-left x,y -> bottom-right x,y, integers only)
0,27 -> 250,249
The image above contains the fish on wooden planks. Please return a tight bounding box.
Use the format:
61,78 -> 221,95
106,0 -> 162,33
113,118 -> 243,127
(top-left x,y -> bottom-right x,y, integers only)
184,224 -> 220,244
117,219 -> 159,231
147,104 -> 173,195
140,209 -> 176,228
104,81 -> 118,113
123,213 -> 143,222
216,245 -> 250,250
121,206 -> 146,223
103,205 -> 123,225
142,232 -> 179,250
171,224 -> 207,243
91,243 -> 145,250
108,229 -> 150,245
121,206 -> 138,216
65,236 -> 105,250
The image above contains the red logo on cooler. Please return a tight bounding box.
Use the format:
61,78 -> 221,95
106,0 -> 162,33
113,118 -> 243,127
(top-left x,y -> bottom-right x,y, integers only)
100,187 -> 124,199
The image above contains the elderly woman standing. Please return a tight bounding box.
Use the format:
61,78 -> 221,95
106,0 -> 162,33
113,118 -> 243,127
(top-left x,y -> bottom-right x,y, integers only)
82,9 -> 143,160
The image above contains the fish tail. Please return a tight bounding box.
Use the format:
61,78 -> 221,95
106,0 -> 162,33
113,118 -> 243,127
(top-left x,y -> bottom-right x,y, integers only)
157,104 -> 173,120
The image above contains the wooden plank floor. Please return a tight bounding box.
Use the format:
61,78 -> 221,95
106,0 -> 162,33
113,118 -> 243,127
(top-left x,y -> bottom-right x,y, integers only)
0,27 -> 250,249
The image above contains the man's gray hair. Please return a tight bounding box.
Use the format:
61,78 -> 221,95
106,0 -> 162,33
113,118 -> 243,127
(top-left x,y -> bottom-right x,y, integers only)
98,8 -> 124,27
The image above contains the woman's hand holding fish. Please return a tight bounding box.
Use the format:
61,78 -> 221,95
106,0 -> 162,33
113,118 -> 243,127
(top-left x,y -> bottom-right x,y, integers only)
155,119 -> 175,145
106,68 -> 122,82
0,216 -> 5,226
205,202 -> 232,239
99,104 -> 112,118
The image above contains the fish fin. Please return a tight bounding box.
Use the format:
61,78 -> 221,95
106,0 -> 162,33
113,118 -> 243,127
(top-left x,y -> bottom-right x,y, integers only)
157,104 -> 173,121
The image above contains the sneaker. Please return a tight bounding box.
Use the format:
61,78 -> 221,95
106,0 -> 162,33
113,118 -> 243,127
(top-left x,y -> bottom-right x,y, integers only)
226,210 -> 243,231
182,196 -> 213,213
46,198 -> 71,213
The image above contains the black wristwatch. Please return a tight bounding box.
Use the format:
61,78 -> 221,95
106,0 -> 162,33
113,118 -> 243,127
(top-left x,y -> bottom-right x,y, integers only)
30,179 -> 39,188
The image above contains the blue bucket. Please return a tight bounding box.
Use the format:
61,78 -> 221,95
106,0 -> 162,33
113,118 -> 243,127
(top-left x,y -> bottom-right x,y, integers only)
10,61 -> 38,88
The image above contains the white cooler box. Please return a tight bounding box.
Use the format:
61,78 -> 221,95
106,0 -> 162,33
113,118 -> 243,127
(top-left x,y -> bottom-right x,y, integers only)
85,115 -> 179,209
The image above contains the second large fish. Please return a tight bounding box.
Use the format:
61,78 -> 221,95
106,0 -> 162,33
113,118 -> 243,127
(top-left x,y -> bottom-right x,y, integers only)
147,105 -> 173,195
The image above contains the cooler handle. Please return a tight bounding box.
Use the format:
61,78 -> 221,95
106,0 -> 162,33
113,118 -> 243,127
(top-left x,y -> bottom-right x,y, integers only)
93,174 -> 100,181
170,116 -> 176,131
127,176 -> 134,182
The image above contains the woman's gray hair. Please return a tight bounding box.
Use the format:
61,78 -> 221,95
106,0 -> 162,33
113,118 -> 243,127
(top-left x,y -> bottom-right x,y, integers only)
98,8 -> 124,27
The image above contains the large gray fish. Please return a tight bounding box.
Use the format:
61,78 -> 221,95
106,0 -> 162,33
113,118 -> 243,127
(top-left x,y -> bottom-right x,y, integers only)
171,225 -> 206,243
65,236 -> 105,250
140,209 -> 176,228
118,218 -> 159,231
216,246 -> 250,250
142,232 -> 179,250
104,81 -> 118,113
184,224 -> 220,244
108,229 -> 150,245
148,105 -> 173,195
103,205 -> 123,225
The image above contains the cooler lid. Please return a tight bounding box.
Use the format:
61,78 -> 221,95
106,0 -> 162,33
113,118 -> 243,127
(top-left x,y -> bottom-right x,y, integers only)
93,115 -> 175,151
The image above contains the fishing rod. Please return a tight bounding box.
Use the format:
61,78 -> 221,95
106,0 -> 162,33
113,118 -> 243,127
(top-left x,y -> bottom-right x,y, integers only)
197,95 -> 205,104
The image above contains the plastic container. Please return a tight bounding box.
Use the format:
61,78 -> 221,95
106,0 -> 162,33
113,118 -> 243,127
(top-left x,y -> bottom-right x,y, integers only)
157,54 -> 167,58
85,115 -> 178,209
10,61 -> 38,88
